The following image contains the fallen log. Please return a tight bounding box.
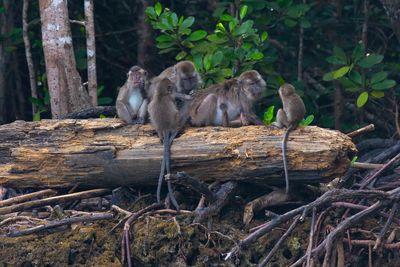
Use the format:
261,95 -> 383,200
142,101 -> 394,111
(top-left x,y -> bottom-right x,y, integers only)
0,119 -> 356,189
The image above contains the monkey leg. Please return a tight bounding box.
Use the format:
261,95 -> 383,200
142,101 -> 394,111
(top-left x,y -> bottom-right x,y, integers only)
132,99 -> 148,124
116,102 -> 133,124
272,108 -> 289,128
220,103 -> 230,127
191,94 -> 218,126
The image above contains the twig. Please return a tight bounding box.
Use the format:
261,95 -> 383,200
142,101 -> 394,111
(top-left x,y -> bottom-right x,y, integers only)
351,162 -> 384,169
226,189 -> 388,261
258,216 -> 301,267
347,124 -> 375,138
374,201 -> 398,250
331,201 -> 400,225
194,181 -> 237,223
342,239 -> 400,249
111,205 -> 132,217
360,153 -> 400,188
0,189 -> 57,208
70,19 -> 85,26
7,212 -> 113,237
0,189 -> 110,215
0,216 -> 47,227
306,207 -> 316,267
122,203 -> 163,267
166,172 -> 216,202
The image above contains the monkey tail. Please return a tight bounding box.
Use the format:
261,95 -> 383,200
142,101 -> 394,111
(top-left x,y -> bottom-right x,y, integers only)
156,134 -> 167,203
165,132 -> 180,211
282,125 -> 294,195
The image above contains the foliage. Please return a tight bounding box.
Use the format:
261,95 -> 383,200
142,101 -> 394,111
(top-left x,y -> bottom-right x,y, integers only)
323,43 -> 396,108
263,105 -> 275,125
146,2 -> 268,86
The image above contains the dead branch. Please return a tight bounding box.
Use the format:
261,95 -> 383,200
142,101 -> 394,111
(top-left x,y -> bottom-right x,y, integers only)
0,189 -> 57,208
0,189 -> 110,215
166,172 -> 216,202
351,162 -> 384,169
7,212 -> 113,237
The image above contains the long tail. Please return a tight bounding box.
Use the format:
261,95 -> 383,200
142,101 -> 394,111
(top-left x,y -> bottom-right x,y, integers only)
165,132 -> 180,211
282,125 -> 293,195
156,136 -> 167,203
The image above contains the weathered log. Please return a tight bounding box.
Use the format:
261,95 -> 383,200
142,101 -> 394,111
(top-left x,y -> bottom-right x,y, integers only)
0,119 -> 356,189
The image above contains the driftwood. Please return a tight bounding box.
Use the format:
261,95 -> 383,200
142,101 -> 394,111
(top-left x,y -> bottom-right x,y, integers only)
0,119 -> 356,189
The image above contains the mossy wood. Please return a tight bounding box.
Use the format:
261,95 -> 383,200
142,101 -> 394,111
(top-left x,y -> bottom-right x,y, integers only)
0,119 -> 356,189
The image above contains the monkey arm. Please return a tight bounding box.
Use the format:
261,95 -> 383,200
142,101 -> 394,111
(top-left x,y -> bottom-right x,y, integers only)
173,92 -> 192,101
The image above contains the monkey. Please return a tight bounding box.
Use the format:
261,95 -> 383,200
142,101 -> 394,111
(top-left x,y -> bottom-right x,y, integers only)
116,65 -> 149,124
148,61 -> 201,128
190,70 -> 266,127
272,83 -> 306,195
147,77 -> 181,210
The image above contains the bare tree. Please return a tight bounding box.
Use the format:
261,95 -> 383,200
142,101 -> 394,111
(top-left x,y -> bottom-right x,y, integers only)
84,0 -> 97,106
39,0 -> 92,119
22,0 -> 38,116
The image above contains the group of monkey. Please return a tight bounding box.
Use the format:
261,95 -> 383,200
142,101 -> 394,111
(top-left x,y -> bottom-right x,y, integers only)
115,60 -> 306,210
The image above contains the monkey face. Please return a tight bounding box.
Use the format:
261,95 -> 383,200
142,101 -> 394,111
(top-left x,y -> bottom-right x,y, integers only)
178,72 -> 199,94
128,66 -> 147,88
240,76 -> 266,102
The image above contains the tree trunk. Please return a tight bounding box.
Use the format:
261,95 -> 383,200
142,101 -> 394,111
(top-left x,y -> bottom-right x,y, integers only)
39,0 -> 92,119
137,0 -> 156,74
0,119 -> 357,189
84,0 -> 97,106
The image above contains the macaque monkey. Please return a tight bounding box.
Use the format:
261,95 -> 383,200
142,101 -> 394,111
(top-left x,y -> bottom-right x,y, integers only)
116,66 -> 149,124
273,83 -> 306,195
190,70 -> 266,127
148,77 -> 180,210
149,61 -> 201,128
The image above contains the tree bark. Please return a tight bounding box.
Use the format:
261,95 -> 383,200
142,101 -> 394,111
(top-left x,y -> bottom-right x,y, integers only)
39,0 -> 92,119
0,119 -> 356,189
84,0 -> 97,106
22,0 -> 38,116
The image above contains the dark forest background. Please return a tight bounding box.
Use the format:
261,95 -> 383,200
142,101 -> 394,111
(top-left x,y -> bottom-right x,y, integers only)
1,0 -> 399,137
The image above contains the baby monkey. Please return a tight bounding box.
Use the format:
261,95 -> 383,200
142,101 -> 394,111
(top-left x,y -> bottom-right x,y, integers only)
273,83 -> 306,195
116,66 -> 148,124
148,77 -> 180,210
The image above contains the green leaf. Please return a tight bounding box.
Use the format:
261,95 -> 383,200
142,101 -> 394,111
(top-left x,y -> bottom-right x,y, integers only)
371,91 -> 385,98
300,18 -> 311,28
348,70 -> 362,85
181,40 -> 194,48
333,66 -> 351,79
145,7 -> 157,19
156,34 -> 175,43
371,80 -> 396,90
322,71 -> 335,82
186,30 -> 207,41
287,4 -> 310,18
220,68 -> 233,77
248,51 -> 264,60
263,105 -> 275,125
180,16 -> 195,30
326,56 -> 346,65
351,43 -> 365,62
234,20 -> 254,36
229,20 -> 237,32
203,54 -> 212,71
220,14 -> 233,21
240,5 -> 248,20
351,156 -> 358,164
216,22 -> 227,32
261,31 -> 268,42
155,2 -> 162,16
179,28 -> 192,35
358,54 -> 384,68
207,34 -> 228,44
212,51 -> 223,66
300,115 -> 314,126
33,111 -> 41,121
356,91 -> 369,108
333,46 -> 347,63
171,13 -> 178,27
156,41 -> 175,49
175,51 -> 187,60
99,114 -> 107,119
370,71 -> 388,84
284,18 -> 297,27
